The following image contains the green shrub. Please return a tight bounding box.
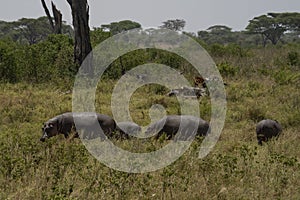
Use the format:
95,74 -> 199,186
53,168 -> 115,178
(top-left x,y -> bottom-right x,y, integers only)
272,68 -> 300,85
209,43 -> 249,58
287,51 -> 299,66
217,62 -> 238,76
210,44 -> 226,57
0,39 -> 18,83
0,35 -> 75,83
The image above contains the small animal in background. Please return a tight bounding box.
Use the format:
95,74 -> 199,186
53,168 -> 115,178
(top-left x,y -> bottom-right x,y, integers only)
256,119 -> 282,145
194,76 -> 207,88
40,112 -> 116,142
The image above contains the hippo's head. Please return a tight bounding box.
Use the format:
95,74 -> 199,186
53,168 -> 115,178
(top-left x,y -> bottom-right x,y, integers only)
257,134 -> 267,145
40,122 -> 59,142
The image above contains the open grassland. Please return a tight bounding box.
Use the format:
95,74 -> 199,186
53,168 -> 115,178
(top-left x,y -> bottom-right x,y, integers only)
0,46 -> 300,199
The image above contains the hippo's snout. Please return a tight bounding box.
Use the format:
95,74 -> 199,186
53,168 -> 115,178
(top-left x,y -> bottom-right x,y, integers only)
40,132 -> 48,142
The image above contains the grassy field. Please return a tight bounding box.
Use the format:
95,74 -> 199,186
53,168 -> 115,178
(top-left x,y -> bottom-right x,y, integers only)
0,46 -> 300,199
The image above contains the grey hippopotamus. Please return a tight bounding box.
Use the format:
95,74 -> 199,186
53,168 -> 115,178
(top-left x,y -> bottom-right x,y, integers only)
116,121 -> 142,139
145,115 -> 209,140
40,112 -> 116,142
256,119 -> 282,145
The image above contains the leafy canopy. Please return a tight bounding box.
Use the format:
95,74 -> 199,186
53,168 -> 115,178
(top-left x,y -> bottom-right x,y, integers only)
246,12 -> 300,46
101,20 -> 141,35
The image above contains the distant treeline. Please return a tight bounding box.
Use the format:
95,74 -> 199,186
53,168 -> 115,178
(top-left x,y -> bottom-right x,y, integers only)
0,12 -> 299,83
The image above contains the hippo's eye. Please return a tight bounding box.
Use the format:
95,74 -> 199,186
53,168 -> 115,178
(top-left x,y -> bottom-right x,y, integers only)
45,124 -> 53,129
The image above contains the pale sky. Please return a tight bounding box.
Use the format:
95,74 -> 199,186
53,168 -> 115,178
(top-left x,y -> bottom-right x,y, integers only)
0,0 -> 299,33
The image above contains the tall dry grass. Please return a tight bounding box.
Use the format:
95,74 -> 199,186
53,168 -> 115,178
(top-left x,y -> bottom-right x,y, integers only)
0,45 -> 300,199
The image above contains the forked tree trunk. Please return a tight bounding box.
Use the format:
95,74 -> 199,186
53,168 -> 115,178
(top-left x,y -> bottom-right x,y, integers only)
40,0 -> 62,34
41,0 -> 54,30
67,0 -> 93,75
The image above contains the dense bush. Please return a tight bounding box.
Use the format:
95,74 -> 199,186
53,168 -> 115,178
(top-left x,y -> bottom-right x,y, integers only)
0,39 -> 18,82
208,43 -> 249,58
287,51 -> 299,66
0,34 -> 75,84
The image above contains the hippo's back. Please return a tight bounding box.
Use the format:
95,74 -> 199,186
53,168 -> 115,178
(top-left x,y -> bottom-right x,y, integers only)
146,115 -> 209,139
116,122 -> 141,134
256,119 -> 282,135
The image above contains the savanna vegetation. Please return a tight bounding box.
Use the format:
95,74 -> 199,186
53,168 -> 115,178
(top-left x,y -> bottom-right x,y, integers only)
0,10 -> 300,199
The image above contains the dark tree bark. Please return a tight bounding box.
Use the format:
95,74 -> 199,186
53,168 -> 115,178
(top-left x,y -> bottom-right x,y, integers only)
67,0 -> 93,75
40,0 -> 62,34
260,33 -> 268,47
51,2 -> 62,34
41,0 -> 54,30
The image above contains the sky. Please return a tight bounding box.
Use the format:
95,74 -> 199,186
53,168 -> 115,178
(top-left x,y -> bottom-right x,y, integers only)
0,0 -> 299,33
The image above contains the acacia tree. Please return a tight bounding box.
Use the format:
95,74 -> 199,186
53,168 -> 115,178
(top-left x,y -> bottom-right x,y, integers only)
246,14 -> 283,46
101,20 -> 141,35
270,12 -> 300,33
246,12 -> 300,46
160,19 -> 186,31
12,17 -> 53,45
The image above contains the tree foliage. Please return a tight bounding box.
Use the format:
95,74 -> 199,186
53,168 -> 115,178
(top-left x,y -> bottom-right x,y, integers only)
0,12 -> 299,83
100,20 -> 142,75
246,12 -> 300,46
160,19 -> 186,31
0,39 -> 18,82
269,12 -> 300,33
207,25 -> 232,33
0,34 -> 75,83
10,17 -> 53,45
101,20 -> 141,35
0,17 -> 72,44
90,28 -> 111,47
198,25 -> 237,45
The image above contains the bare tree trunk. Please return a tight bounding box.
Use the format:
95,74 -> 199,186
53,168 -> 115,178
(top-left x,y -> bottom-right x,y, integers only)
51,2 -> 62,34
40,0 -> 62,34
41,0 -> 54,30
67,0 -> 93,75
261,34 -> 268,47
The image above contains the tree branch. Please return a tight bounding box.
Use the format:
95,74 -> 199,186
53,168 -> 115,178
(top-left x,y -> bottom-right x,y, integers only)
41,0 -> 54,31
51,2 -> 62,34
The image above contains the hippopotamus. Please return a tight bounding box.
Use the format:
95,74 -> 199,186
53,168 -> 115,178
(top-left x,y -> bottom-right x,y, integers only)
40,112 -> 116,142
116,121 -> 142,139
145,115 -> 209,140
256,119 -> 282,145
